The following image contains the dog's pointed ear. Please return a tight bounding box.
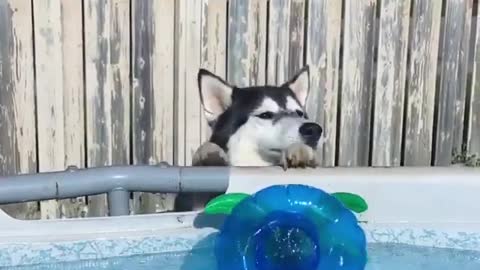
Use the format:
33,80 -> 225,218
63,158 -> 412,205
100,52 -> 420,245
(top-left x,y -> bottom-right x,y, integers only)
198,69 -> 233,123
282,66 -> 310,107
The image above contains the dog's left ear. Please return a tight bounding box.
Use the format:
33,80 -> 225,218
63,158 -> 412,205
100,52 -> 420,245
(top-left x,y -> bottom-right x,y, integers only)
198,69 -> 234,123
282,66 -> 310,107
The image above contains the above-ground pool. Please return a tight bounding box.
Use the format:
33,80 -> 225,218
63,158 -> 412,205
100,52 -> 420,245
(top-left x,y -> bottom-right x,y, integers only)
1,216 -> 479,270
0,167 -> 479,269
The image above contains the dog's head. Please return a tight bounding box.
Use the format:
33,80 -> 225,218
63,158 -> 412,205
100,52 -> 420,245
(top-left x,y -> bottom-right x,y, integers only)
198,66 -> 323,166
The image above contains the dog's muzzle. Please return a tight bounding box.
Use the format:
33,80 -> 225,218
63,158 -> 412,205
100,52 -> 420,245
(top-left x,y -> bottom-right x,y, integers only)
299,122 -> 323,148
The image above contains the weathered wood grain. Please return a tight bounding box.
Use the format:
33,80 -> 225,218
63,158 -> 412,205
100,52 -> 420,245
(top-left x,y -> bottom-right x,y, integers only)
338,0 -> 377,166
60,0 -> 88,219
404,1 -> 442,166
0,0 -> 39,220
176,0 -> 203,166
132,0 -> 176,214
267,0 -> 289,85
305,0 -> 342,167
267,0 -> 305,85
33,0 -> 88,219
200,0 -> 227,141
4,0 -> 480,221
287,0 -> 305,77
227,0 -> 268,86
468,13 -> 480,156
84,0 -> 130,217
372,0 -> 411,166
434,0 -> 473,165
33,0 -> 63,219
454,0 -> 473,155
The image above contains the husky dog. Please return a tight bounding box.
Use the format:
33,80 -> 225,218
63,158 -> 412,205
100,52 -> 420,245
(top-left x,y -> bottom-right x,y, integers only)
193,65 -> 323,168
174,66 -> 323,211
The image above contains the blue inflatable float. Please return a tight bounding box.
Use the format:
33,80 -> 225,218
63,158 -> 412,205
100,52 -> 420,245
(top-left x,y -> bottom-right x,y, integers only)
214,184 -> 367,270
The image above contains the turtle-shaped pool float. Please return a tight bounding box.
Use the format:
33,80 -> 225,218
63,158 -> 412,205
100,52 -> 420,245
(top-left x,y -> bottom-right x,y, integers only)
204,184 -> 368,270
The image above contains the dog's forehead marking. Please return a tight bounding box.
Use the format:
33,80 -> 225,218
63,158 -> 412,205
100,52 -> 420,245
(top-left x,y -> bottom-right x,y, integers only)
253,97 -> 281,113
286,96 -> 302,111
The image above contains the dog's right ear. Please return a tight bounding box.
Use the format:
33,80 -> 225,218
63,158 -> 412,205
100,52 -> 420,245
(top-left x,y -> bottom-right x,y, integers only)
198,69 -> 233,123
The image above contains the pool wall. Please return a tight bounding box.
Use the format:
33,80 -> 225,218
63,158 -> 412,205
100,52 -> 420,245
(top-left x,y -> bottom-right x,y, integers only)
0,166 -> 479,267
227,166 -> 480,223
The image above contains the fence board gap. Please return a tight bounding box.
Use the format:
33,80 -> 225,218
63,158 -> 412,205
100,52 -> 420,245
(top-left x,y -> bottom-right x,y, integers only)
434,0 -> 473,165
34,0 -> 88,219
404,1 -> 443,166
267,0 -> 305,85
227,0 -> 268,87
84,0 -> 131,217
305,0 -> 342,167
468,13 -> 480,158
175,0 -> 203,166
338,0 -> 377,166
200,0 -> 228,141
131,0 -> 176,214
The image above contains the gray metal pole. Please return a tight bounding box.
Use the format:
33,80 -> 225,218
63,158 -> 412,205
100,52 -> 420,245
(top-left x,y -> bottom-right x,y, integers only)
107,189 -> 130,216
0,165 -> 230,204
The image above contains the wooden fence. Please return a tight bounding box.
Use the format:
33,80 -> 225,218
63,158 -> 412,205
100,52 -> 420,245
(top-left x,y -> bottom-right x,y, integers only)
0,0 -> 479,220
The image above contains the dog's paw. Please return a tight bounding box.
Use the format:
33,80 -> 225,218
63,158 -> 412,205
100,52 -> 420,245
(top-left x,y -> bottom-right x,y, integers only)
192,142 -> 229,166
280,143 -> 317,170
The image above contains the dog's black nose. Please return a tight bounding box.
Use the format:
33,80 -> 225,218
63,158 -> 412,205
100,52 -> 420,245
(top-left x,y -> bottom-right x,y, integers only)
299,123 -> 322,146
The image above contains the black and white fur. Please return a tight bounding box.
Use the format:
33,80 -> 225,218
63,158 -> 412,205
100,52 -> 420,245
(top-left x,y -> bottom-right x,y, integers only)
193,66 -> 323,169
175,66 -> 323,211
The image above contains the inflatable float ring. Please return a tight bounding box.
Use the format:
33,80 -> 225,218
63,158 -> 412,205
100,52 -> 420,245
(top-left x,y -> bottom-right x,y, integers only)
214,184 -> 367,270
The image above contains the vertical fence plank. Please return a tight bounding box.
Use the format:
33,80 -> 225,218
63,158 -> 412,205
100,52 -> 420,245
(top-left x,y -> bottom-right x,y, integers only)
59,1 -> 88,218
338,0 -> 377,166
287,0 -> 305,76
200,0 -> 227,141
132,0 -> 176,214
33,0 -> 63,219
266,0 -> 288,85
267,0 -> 305,85
372,0 -> 411,166
84,0 -> 130,217
454,0 -> 473,154
435,0 -> 473,165
0,0 -> 38,219
228,0 -> 268,86
468,14 -> 480,157
306,0 -> 342,167
33,0 -> 87,219
60,1 -> 88,218
176,0 -> 203,166
404,1 -> 442,166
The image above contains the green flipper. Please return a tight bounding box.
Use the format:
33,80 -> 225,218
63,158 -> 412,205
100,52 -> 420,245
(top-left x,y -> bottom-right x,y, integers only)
204,193 -> 251,215
331,192 -> 368,214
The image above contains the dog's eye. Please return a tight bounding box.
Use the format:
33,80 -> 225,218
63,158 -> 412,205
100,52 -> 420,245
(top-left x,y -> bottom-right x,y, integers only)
296,110 -> 304,117
257,112 -> 274,119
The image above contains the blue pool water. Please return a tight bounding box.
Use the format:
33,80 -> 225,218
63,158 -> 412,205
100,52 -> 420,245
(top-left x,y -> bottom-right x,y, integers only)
6,242 -> 480,270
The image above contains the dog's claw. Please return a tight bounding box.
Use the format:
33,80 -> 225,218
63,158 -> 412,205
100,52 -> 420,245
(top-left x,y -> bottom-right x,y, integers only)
280,143 -> 318,170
